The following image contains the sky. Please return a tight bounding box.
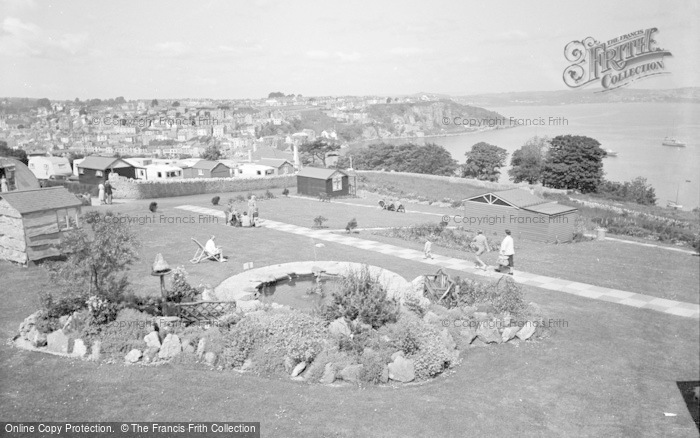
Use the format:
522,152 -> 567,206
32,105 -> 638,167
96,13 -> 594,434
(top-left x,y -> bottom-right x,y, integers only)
1,0 -> 698,100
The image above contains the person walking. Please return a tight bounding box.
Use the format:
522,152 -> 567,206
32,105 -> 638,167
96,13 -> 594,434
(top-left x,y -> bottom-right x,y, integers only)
248,195 -> 258,225
499,229 -> 515,275
471,230 -> 491,271
98,182 -> 105,205
104,180 -> 114,205
423,239 -> 433,259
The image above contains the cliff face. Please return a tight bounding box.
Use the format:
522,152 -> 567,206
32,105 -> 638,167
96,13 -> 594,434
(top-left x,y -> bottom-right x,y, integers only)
365,100 -> 507,137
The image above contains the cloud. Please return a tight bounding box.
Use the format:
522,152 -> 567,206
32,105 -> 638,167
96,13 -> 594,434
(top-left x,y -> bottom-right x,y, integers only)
152,41 -> 192,57
1,0 -> 37,12
389,47 -> 429,57
0,17 -> 89,58
491,29 -> 529,42
306,50 -> 360,62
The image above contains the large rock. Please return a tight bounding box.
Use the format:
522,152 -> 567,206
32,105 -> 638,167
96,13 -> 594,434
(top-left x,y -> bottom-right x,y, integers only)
516,323 -> 536,341
18,311 -> 42,338
328,318 -> 351,338
158,334 -> 182,359
339,364 -> 364,383
391,350 -> 405,361
476,322 -> 502,344
291,361 -> 307,377
143,347 -> 160,363
72,339 -> 87,358
459,328 -> 477,344
284,356 -> 295,373
501,326 -> 519,342
320,363 -> 336,384
182,341 -> 195,355
388,356 -> 415,383
380,365 -> 389,384
27,327 -> 47,348
90,340 -> 101,361
240,359 -> 254,372
124,349 -> 142,363
203,352 -> 217,366
439,328 -> 456,351
196,338 -> 207,359
144,331 -> 161,349
47,330 -> 69,354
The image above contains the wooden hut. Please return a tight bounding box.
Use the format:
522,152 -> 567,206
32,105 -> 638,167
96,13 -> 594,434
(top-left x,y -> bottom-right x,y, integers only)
0,186 -> 82,264
76,156 -> 136,185
462,188 -> 578,243
296,167 -> 349,197
182,160 -> 231,179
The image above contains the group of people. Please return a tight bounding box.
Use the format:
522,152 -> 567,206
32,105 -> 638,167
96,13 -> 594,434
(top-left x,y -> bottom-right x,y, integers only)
224,195 -> 259,228
423,229 -> 515,275
97,180 -> 115,205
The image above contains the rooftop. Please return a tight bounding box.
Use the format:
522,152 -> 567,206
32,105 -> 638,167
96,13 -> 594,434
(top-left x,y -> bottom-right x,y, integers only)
0,186 -> 82,214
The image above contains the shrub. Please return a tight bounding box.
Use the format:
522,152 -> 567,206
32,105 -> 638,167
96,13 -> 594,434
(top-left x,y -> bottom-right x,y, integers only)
211,196 -> 220,205
304,347 -> 354,382
167,266 -> 199,303
86,308 -> 154,358
246,192 -> 254,200
454,276 -> 525,315
412,340 -> 453,379
313,215 -> 328,228
235,194 -> 247,202
402,294 -> 427,318
282,188 -> 289,197
149,201 -> 158,212
322,265 -> 399,329
359,348 -> 391,384
345,218 -> 358,233
264,189 -> 275,199
249,344 -> 288,375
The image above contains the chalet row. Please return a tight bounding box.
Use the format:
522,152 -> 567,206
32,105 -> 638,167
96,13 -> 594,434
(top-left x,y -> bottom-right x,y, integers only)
71,156 -> 295,184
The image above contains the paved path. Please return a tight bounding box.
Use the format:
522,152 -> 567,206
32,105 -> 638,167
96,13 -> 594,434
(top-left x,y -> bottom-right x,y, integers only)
177,204 -> 700,319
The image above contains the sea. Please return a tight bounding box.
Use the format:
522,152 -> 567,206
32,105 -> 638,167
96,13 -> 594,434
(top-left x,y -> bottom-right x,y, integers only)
361,103 -> 700,211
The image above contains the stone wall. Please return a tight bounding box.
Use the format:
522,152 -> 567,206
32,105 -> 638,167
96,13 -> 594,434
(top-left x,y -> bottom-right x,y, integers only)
110,174 -> 297,199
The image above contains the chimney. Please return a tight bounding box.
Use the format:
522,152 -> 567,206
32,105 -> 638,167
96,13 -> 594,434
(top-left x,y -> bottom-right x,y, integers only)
248,150 -> 252,163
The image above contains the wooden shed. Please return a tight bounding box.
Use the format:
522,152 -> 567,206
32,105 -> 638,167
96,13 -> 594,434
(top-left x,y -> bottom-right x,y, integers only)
76,156 -> 136,185
296,167 -> 349,197
0,186 -> 82,264
182,160 -> 231,178
462,188 -> 578,243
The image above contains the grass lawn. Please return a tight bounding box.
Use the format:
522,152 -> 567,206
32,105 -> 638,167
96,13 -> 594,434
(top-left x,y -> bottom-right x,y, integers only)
1,188 -> 699,436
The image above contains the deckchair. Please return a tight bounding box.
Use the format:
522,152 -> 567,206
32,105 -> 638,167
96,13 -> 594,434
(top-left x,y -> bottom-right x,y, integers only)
190,238 -> 225,263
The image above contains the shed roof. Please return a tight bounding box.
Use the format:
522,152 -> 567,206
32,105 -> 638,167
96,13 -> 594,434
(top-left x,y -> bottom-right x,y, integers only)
78,156 -> 131,170
465,188 -> 549,208
191,160 -> 229,170
523,202 -> 578,215
0,157 -> 41,191
0,186 -> 82,214
257,158 -> 292,168
296,167 -> 347,180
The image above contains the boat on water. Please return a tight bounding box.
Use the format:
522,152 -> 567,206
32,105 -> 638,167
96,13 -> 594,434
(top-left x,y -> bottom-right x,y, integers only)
667,201 -> 683,210
662,137 -> 686,147
604,149 -> 618,157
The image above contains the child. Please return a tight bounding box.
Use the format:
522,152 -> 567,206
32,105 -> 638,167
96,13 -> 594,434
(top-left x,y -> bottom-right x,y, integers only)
423,240 -> 433,259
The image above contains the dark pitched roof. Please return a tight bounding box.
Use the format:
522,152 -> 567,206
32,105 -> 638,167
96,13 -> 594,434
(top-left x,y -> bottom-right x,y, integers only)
257,158 -> 292,168
296,167 -> 347,180
78,156 -> 130,170
191,160 -> 229,170
0,186 -> 82,214
0,157 -> 41,191
489,188 -> 549,208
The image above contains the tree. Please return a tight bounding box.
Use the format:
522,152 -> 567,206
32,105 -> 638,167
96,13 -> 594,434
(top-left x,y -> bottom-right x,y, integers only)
114,96 -> 126,105
299,138 -> 340,166
0,142 -> 28,165
347,143 -> 457,176
151,99 -> 159,107
43,211 -> 140,306
541,135 -> 605,193
172,101 -> 180,107
508,136 -> 551,184
597,177 -> 657,205
36,98 -> 51,110
201,144 -> 222,161
268,92 -> 285,98
386,97 -> 392,103
461,142 -> 507,181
